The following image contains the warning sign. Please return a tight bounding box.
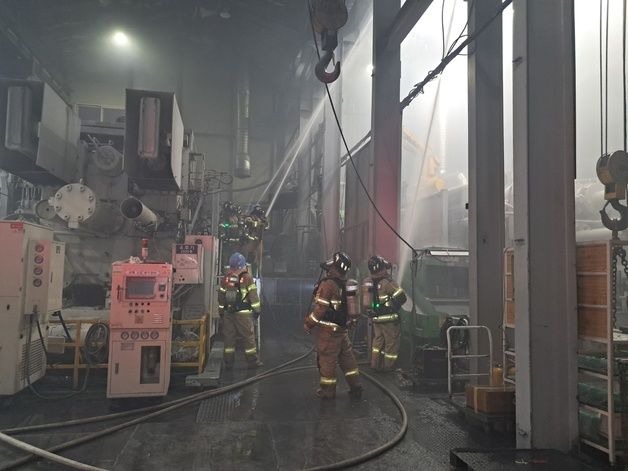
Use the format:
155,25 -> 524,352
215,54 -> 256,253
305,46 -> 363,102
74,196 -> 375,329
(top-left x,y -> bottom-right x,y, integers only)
175,244 -> 199,255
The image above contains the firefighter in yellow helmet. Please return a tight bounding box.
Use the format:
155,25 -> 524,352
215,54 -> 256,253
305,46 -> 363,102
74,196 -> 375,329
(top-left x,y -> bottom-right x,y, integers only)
218,252 -> 262,369
362,255 -> 407,371
304,252 -> 363,399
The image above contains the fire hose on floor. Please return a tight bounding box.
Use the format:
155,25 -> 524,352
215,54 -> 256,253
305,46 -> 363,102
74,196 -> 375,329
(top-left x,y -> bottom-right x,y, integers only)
0,346 -> 408,471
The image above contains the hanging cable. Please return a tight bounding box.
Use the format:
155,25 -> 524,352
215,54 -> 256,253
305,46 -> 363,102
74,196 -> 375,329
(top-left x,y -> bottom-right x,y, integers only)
446,0 -> 475,57
600,0 -> 605,157
606,0 -> 610,155
624,0 -> 627,151
307,1 -> 418,256
441,0 -> 447,59
401,0 -> 513,109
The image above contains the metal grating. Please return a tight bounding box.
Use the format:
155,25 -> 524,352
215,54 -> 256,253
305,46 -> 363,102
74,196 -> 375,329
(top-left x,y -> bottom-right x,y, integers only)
20,340 -> 44,381
450,448 -> 597,471
196,393 -> 239,423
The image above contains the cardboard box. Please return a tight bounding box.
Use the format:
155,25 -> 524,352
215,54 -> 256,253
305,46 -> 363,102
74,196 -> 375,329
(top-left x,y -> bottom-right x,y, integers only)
465,385 -> 515,414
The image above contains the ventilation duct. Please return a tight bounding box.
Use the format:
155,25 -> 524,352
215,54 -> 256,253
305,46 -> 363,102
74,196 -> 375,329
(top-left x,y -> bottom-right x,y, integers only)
235,66 -> 251,178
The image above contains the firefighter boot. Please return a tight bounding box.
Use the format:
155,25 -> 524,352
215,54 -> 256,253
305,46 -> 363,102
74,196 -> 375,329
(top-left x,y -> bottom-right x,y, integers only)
316,384 -> 336,399
346,375 -> 364,399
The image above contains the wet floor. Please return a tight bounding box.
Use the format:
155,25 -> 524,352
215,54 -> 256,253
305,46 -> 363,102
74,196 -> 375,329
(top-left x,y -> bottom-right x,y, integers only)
0,317 -> 605,470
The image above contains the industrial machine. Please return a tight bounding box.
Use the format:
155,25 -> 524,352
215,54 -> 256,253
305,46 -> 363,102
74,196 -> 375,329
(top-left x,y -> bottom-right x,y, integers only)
107,260 -> 173,398
0,78 -> 229,395
400,248 -> 470,386
171,235 -> 224,386
0,220 -> 64,395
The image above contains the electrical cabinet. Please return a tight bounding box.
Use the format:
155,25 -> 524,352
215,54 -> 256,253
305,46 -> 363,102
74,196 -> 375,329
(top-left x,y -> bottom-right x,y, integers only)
0,221 -> 64,395
172,243 -> 204,284
107,261 -> 173,398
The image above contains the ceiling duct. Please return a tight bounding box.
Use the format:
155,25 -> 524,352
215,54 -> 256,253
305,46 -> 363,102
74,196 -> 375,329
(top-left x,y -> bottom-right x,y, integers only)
235,64 -> 251,178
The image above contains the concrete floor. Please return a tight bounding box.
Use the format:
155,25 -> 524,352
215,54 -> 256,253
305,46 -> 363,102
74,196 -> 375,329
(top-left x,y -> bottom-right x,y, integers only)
0,317 -> 608,470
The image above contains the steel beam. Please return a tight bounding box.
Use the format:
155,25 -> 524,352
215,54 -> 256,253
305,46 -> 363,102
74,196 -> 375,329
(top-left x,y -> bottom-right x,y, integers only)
385,0 -> 434,51
370,0 -> 402,264
468,1 -> 505,361
321,71 -> 343,256
512,0 -> 577,451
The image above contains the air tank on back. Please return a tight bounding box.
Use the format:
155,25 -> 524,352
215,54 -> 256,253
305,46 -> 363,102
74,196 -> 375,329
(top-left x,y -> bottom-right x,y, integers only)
346,278 -> 359,317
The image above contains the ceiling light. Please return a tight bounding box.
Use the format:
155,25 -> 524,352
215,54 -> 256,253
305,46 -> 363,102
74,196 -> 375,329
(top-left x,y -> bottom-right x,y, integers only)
219,8 -> 231,19
111,31 -> 130,47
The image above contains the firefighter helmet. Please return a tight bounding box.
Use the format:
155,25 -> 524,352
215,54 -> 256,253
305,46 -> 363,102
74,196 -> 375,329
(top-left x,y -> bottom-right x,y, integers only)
222,201 -> 241,214
367,255 -> 392,275
229,252 -> 247,269
250,204 -> 265,218
321,251 -> 352,274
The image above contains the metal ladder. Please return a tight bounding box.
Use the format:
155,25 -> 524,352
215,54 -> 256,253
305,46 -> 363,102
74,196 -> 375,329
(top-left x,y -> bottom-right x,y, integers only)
446,325 -> 493,397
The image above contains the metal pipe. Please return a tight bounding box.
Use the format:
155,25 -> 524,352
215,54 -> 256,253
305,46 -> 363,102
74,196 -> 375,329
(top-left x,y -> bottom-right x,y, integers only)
120,197 -> 159,226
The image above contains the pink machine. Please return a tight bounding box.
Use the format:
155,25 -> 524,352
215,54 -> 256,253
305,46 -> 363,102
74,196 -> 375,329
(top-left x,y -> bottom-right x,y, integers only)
107,260 -> 173,398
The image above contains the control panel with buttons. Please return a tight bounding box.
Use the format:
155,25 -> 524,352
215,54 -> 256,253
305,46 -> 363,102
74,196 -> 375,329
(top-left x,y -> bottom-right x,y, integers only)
108,261 -> 173,398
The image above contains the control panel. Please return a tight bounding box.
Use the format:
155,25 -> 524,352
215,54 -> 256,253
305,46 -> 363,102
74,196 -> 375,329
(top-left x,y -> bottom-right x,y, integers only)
108,261 -> 173,398
24,239 -> 65,316
172,243 -> 203,284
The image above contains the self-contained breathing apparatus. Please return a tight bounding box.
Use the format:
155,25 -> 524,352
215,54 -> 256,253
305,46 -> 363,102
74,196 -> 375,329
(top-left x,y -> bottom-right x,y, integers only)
312,252 -> 358,328
363,256 -> 406,323
365,279 -> 399,318
223,271 -> 252,314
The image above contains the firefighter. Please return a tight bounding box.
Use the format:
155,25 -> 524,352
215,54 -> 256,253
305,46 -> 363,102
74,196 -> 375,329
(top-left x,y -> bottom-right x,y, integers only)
363,255 -> 407,371
218,252 -> 262,369
219,201 -> 242,243
304,252 -> 363,399
242,204 -> 268,243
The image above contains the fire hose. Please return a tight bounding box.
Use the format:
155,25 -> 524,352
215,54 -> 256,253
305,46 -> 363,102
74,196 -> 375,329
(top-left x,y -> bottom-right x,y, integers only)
0,346 -> 408,471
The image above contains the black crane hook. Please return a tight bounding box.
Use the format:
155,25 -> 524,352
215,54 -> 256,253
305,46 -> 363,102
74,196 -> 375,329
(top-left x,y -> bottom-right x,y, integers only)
315,50 -> 341,84
600,199 -> 628,232
315,30 -> 341,84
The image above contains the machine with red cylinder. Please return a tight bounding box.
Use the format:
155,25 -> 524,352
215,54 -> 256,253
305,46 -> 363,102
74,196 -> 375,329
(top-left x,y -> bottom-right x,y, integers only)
107,242 -> 174,398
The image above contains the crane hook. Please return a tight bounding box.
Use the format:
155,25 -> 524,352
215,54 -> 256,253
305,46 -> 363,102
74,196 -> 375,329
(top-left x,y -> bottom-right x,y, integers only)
315,50 -> 341,84
600,199 -> 628,232
315,30 -> 341,84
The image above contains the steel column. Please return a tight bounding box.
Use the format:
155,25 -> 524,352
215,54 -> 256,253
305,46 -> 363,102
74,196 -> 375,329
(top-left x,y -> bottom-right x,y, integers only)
370,0 -> 402,264
468,0 -> 505,361
385,0 -> 434,51
321,79 -> 342,256
512,0 -> 577,450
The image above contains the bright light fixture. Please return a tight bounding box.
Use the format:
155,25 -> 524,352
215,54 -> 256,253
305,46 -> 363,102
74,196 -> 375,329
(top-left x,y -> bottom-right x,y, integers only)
111,31 -> 129,47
